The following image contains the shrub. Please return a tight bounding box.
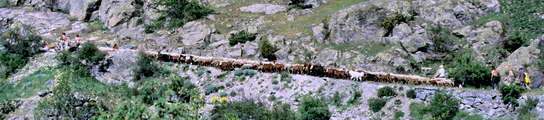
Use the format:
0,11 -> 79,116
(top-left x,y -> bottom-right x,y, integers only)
145,0 -> 213,33
428,26 -> 460,53
394,111 -> 405,120
75,42 -> 106,65
0,28 -> 44,58
270,103 -> 297,120
499,84 -> 526,106
234,69 -> 257,77
205,85 -> 224,95
377,86 -> 397,98
381,14 -> 412,37
258,38 -> 278,61
0,100 -> 21,119
289,0 -> 312,9
229,31 -> 257,46
0,0 -> 11,8
331,91 -> 343,106
88,19 -> 108,32
0,51 -> 27,78
138,79 -> 169,104
210,101 -> 270,120
447,55 -> 492,88
133,51 -> 161,81
406,89 -> 417,99
409,102 -> 431,120
368,98 -> 387,112
504,32 -> 529,52
299,96 -> 331,120
35,79 -> 103,119
518,98 -> 539,119
428,91 -> 459,120
347,91 -> 362,105
97,99 -> 149,119
452,111 -> 485,120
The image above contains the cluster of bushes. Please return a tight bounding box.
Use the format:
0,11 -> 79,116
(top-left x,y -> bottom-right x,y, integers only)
212,96 -> 330,120
144,0 -> 213,33
211,101 -> 296,120
0,100 -> 20,119
409,91 -> 460,120
367,86 -> 398,112
447,54 -> 493,88
406,89 -> 416,99
97,75 -> 203,119
0,28 -> 44,78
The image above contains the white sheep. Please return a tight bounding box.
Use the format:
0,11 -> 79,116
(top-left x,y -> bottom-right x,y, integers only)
349,71 -> 365,81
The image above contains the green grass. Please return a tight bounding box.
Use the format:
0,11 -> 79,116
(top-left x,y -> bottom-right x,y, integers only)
329,40 -> 393,56
0,69 -> 55,101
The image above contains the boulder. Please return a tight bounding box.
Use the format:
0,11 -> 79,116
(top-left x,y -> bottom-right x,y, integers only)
93,49 -> 138,85
239,4 -> 287,15
176,21 -> 215,47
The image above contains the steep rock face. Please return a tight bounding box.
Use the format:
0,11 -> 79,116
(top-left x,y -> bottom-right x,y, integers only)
327,0 -> 499,45
69,0 -> 101,21
98,0 -> 141,30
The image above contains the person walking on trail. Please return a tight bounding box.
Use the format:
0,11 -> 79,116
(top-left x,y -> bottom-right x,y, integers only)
74,34 -> 82,47
506,66 -> 515,84
524,71 -> 532,90
517,68 -> 526,86
433,65 -> 446,79
491,66 -> 500,89
59,33 -> 68,50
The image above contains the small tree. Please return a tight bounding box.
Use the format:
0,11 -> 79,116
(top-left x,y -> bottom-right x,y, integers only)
299,96 -> 331,120
133,51 -> 160,81
428,91 -> 459,120
258,38 -> 278,61
499,84 -> 526,106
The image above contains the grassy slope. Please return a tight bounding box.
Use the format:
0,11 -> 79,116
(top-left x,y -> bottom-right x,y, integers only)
0,69 -> 55,101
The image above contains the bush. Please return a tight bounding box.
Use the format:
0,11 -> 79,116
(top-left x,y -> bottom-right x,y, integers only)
331,91 -> 343,106
229,31 -> 257,46
447,55 -> 492,88
368,98 -> 387,112
145,0 -> 213,33
406,89 -> 417,99
428,91 -> 459,120
0,28 -> 43,58
234,69 -> 257,77
377,86 -> 397,98
75,42 -> 106,65
289,0 -> 312,9
0,0 -> 11,8
258,38 -> 278,61
0,51 -> 27,78
133,51 -> 161,81
205,85 -> 224,95
499,84 -> 526,106
504,32 -> 529,52
97,99 -> 149,119
394,111 -> 405,120
138,79 -> 169,104
0,100 -> 21,119
452,111 -> 485,120
347,91 -> 361,105
35,79 -> 103,119
211,101 -> 296,120
299,96 -> 331,120
518,98 -> 539,119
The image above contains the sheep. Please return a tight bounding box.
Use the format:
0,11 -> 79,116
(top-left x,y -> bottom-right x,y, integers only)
348,71 -> 365,81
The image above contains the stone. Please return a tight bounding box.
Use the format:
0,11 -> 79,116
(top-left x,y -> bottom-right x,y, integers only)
239,4 -> 287,15
99,0 -> 138,28
176,21 -> 215,47
312,23 -> 327,41
93,50 -> 138,85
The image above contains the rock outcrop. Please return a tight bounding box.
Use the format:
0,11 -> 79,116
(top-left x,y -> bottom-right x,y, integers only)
240,4 -> 287,15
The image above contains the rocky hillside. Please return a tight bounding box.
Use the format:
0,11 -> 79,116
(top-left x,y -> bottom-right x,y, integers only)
1,0 -> 544,119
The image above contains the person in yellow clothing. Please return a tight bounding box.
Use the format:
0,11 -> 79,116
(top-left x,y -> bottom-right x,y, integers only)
524,72 -> 532,90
